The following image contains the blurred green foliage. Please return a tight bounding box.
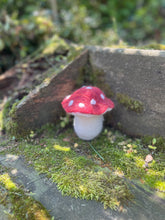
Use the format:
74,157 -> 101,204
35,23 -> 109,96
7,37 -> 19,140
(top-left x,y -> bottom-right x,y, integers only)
57,0 -> 165,45
1,0 -> 165,73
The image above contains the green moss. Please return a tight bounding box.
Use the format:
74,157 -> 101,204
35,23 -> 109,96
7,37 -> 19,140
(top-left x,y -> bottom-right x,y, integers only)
53,161 -> 131,209
41,35 -> 84,62
2,99 -> 31,138
7,131 -> 132,210
140,43 -> 165,50
6,120 -> 19,137
0,165 -> 51,219
0,173 -> 17,190
144,170 -> 165,192
2,99 -> 12,119
67,44 -> 84,62
117,93 -> 144,113
0,99 -> 13,132
2,125 -> 163,210
42,35 -> 69,55
3,101 -> 20,138
142,136 -> 165,152
9,102 -> 18,117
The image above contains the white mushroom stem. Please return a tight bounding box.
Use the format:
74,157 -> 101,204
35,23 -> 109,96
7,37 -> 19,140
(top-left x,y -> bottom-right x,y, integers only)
73,114 -> 104,140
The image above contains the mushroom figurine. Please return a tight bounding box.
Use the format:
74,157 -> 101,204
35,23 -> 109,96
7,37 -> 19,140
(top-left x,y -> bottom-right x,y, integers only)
61,86 -> 114,140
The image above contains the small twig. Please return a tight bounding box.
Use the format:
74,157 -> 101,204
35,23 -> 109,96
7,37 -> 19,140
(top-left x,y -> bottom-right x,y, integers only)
88,143 -> 104,161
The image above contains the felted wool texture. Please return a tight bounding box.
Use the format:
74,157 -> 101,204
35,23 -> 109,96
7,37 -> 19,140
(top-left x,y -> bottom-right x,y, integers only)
61,86 -> 114,115
73,114 -> 104,140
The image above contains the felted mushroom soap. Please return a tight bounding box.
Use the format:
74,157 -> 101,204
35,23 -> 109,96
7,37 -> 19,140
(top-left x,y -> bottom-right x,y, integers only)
61,86 -> 114,140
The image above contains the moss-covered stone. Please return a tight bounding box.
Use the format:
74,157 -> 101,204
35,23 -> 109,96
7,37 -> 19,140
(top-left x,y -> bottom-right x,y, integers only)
0,165 -> 51,219
117,93 -> 144,113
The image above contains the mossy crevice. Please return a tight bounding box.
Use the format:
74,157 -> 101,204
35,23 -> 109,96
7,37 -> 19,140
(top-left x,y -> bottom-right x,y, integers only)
116,93 -> 144,113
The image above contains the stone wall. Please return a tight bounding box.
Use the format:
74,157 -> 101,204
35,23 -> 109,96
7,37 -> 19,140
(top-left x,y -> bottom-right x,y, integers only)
6,46 -> 165,137
89,47 -> 165,137
7,50 -> 89,137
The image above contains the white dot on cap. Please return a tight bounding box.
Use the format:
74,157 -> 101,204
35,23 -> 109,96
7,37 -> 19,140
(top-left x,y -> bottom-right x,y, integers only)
79,103 -> 85,108
90,99 -> 96,105
68,100 -> 74,106
100,94 -> 105,100
86,86 -> 92,89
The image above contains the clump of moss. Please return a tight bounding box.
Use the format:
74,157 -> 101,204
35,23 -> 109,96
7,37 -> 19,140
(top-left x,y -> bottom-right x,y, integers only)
3,100 -> 21,138
0,173 -> 17,190
140,43 -> 165,50
12,136 -> 132,210
0,98 -> 13,132
117,93 -> 144,113
0,98 -> 32,138
51,156 -> 132,209
1,118 -> 165,211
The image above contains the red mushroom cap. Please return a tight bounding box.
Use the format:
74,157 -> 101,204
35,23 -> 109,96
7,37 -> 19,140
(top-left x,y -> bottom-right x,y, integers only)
61,86 -> 114,115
